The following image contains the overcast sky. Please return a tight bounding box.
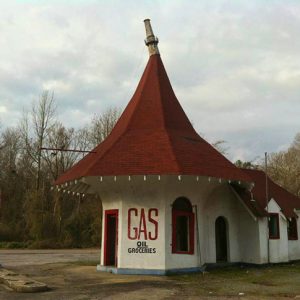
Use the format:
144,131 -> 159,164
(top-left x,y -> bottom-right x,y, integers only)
0,0 -> 299,163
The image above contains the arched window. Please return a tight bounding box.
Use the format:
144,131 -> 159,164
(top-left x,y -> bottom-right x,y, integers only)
172,197 -> 194,254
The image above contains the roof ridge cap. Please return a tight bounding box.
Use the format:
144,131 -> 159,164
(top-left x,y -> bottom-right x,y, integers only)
118,55 -> 163,132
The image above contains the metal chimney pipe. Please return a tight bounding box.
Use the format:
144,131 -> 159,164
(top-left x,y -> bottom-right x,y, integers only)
144,19 -> 160,56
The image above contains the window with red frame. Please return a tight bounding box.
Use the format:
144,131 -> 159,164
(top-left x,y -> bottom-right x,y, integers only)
269,213 -> 280,239
288,218 -> 298,240
172,197 -> 194,254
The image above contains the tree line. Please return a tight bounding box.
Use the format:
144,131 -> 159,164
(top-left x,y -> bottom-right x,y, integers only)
234,134 -> 300,198
267,133 -> 300,197
0,91 -> 299,248
0,91 -> 120,248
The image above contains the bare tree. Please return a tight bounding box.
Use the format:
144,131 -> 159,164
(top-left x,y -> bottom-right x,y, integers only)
89,107 -> 120,147
292,133 -> 300,150
42,123 -> 90,180
33,91 -> 56,190
19,91 -> 56,190
0,96 -> 114,247
267,133 -> 300,197
0,121 -> 5,150
0,127 -> 24,239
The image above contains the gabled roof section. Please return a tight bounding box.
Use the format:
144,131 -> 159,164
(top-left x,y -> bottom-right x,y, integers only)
233,168 -> 300,218
231,184 -> 268,217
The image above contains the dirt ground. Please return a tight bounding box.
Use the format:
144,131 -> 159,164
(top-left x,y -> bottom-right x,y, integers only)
1,250 -> 300,300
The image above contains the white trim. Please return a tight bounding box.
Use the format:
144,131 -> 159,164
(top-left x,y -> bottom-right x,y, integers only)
280,212 -> 287,222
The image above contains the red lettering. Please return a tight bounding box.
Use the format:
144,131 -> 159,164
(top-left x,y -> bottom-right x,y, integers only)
128,208 -> 138,240
138,208 -> 148,240
148,208 -> 158,240
127,208 -> 159,240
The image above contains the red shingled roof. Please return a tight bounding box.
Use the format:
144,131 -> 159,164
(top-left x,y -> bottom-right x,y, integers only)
55,54 -> 251,185
234,169 -> 300,218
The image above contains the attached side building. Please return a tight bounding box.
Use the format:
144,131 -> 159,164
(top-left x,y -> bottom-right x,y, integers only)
234,169 -> 300,264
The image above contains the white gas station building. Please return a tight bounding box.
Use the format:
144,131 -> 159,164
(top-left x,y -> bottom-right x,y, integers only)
55,20 -> 300,275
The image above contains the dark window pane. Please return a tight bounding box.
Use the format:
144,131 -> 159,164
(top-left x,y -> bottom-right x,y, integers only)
269,214 -> 279,238
172,197 -> 194,254
176,215 -> 189,251
288,218 -> 298,240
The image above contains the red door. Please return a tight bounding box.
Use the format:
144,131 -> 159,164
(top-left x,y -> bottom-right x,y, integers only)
104,210 -> 118,266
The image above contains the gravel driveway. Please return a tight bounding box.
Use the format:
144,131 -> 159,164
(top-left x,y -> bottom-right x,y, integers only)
0,249 -> 100,268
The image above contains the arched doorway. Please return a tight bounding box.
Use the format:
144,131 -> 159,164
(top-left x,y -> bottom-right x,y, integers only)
215,216 -> 228,262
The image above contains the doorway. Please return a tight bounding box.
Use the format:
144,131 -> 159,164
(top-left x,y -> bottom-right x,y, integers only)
104,210 -> 118,266
215,216 -> 228,262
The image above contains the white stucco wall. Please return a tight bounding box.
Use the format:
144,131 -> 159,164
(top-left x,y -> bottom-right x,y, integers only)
202,184 -> 241,263
118,177 -> 166,270
267,199 -> 289,263
257,218 -> 269,264
202,183 -> 266,264
237,208 -> 262,264
86,175 -> 299,272
90,175 -> 224,270
257,201 -> 300,264
163,178 -> 262,267
163,176 -> 213,270
91,176 -> 166,270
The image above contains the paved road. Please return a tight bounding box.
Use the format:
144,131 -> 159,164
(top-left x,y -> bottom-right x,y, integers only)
0,249 -> 100,268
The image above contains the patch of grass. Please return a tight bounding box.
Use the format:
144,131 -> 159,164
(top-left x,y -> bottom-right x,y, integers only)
28,239 -> 61,249
0,241 -> 28,249
172,262 -> 300,298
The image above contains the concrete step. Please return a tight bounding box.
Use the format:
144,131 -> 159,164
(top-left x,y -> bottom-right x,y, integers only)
0,268 -> 48,293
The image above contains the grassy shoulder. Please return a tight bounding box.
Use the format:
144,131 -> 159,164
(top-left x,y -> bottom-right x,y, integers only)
0,241 -> 28,249
0,240 -> 99,249
172,262 -> 300,298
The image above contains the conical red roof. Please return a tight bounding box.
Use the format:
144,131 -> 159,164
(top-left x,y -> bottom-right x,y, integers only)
55,54 -> 250,185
